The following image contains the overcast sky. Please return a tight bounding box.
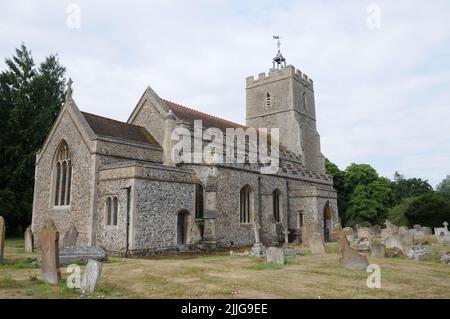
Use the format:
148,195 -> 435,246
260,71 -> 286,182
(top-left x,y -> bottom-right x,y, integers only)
1,0 -> 449,187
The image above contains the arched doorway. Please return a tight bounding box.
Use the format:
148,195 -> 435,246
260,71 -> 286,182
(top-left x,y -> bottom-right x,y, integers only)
323,202 -> 333,242
177,210 -> 190,247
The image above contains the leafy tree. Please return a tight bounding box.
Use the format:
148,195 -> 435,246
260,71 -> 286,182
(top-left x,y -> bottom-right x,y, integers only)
437,175 -> 450,200
0,44 -> 66,235
391,172 -> 433,204
344,163 -> 379,193
346,177 -> 394,226
387,198 -> 414,226
404,193 -> 450,227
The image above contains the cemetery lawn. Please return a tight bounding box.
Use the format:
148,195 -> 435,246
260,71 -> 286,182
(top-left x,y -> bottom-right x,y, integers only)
1,239 -> 450,299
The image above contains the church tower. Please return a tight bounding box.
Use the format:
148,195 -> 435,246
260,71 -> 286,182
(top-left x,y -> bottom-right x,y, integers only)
245,38 -> 325,174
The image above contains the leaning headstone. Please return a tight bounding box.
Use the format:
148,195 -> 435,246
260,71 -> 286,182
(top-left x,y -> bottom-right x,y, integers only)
406,245 -> 431,261
59,246 -> 107,266
39,219 -> 61,284
337,226 -> 369,270
266,247 -> 285,264
24,225 -> 33,253
371,242 -> 385,257
63,225 -> 79,247
0,216 -> 5,264
308,232 -> 326,254
80,259 -> 103,293
384,235 -> 404,252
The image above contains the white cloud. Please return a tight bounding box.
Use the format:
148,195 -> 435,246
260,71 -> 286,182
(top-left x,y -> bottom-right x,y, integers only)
0,0 -> 449,186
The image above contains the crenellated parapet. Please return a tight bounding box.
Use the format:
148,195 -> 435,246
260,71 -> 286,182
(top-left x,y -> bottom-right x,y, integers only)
246,65 -> 314,90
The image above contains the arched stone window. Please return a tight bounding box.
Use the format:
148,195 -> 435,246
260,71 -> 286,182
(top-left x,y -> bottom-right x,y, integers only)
53,140 -> 72,206
106,196 -> 118,226
240,185 -> 253,224
195,184 -> 204,219
272,189 -> 282,223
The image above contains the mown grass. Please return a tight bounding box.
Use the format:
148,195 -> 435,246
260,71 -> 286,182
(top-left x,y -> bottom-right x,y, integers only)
1,239 -> 450,299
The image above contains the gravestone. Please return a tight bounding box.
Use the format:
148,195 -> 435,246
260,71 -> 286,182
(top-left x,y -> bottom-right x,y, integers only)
405,246 -> 431,261
434,222 -> 450,243
399,227 -> 414,247
385,220 -> 399,235
24,225 -> 33,253
384,235 -> 404,252
308,232 -> 326,254
59,246 -> 107,266
370,242 -> 385,257
0,216 -> 5,264
337,226 -> 369,270
63,225 -> 79,247
343,227 -> 354,242
80,259 -> 103,293
370,225 -> 382,236
357,227 -> 370,240
355,238 -> 370,251
39,219 -> 61,284
266,247 -> 285,264
413,224 -> 422,231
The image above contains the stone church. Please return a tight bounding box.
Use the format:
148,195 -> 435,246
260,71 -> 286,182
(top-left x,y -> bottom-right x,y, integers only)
32,51 -> 339,256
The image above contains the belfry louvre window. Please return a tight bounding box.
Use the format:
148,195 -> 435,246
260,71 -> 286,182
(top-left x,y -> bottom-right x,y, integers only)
54,140 -> 72,206
265,93 -> 271,109
240,185 -> 253,224
106,196 -> 118,226
273,190 -> 282,223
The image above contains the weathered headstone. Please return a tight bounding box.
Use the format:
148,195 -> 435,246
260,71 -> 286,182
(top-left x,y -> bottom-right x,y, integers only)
0,216 -> 5,264
343,227 -> 354,242
59,246 -> 107,266
357,227 -> 370,240
337,226 -> 369,270
308,232 -> 326,254
80,259 -> 102,293
384,235 -> 404,252
413,224 -> 422,231
405,246 -> 431,261
434,222 -> 450,243
63,225 -> 79,247
24,225 -> 33,253
370,242 -> 385,257
39,219 -> 61,284
355,238 -> 370,252
399,227 -> 414,247
370,225 -> 382,236
385,220 -> 399,234
266,247 -> 285,264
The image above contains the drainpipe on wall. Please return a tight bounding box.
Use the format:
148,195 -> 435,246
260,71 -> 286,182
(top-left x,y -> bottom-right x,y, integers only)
123,186 -> 131,258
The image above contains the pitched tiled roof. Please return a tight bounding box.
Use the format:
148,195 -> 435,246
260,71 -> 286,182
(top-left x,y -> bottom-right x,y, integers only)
81,112 -> 159,146
163,99 -> 247,131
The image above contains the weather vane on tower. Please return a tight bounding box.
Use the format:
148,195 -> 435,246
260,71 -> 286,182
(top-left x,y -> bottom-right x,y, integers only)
272,35 -> 286,70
